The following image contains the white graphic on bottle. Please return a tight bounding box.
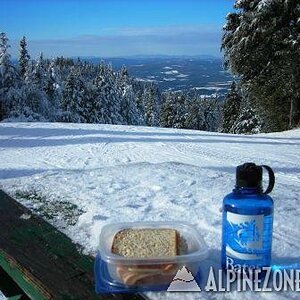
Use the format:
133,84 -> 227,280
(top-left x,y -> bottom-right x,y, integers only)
226,212 -> 264,260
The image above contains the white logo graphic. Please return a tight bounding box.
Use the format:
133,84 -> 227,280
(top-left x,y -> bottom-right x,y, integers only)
167,266 -> 201,292
227,212 -> 263,250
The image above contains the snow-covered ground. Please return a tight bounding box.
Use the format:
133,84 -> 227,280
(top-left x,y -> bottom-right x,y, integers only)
0,122 -> 299,299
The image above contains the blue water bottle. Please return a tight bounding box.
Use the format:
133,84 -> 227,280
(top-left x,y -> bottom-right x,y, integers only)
221,162 -> 275,272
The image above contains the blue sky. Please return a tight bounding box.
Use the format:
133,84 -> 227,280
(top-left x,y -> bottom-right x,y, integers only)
0,0 -> 234,58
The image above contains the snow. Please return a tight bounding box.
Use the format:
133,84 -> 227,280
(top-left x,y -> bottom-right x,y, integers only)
0,291 -> 6,300
135,77 -> 156,83
257,0 -> 272,12
164,70 -> 179,75
209,82 -> 232,87
176,74 -> 189,78
194,87 -> 225,91
163,77 -> 176,81
0,122 -> 299,299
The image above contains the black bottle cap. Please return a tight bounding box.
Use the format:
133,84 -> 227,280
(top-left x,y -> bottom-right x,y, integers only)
236,162 -> 263,189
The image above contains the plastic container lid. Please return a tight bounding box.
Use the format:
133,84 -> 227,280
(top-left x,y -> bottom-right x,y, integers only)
98,221 -> 209,265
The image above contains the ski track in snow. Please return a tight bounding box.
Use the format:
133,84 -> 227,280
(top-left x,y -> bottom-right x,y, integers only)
0,122 -> 299,299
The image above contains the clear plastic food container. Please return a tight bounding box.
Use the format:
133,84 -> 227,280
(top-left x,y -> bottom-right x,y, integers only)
95,221 -> 209,293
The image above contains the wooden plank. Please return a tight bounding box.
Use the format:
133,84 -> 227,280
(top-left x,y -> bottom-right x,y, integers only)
0,190 -> 147,300
0,265 -> 30,299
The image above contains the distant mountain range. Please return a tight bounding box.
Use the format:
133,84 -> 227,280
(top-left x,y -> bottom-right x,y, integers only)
75,54 -> 219,60
82,56 -> 233,95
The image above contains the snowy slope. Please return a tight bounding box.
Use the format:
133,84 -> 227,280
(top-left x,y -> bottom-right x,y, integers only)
0,122 -> 299,299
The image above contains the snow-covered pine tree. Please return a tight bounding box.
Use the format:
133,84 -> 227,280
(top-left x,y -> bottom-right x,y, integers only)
160,91 -> 175,128
19,36 -> 30,78
5,85 -> 46,122
222,81 -> 241,133
120,84 -> 144,125
0,32 -> 18,89
45,59 -> 63,120
172,92 -> 187,129
143,84 -> 160,126
46,59 -> 58,103
106,68 -> 123,124
91,72 -> 109,124
91,66 -> 122,124
32,53 -> 47,87
0,32 -> 19,120
23,85 -> 49,119
222,0 -> 300,131
231,104 -> 262,134
160,91 -> 221,131
116,65 -> 144,125
118,65 -> 129,83
60,68 -> 85,122
22,53 -> 51,119
0,33 -> 34,121
200,96 -> 222,132
184,93 -> 205,130
131,80 -> 146,120
80,81 -> 95,123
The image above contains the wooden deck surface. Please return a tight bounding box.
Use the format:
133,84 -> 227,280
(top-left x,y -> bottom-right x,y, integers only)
0,190 -> 146,300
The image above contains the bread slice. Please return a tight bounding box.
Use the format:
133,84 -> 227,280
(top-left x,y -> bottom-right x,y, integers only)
111,228 -> 179,258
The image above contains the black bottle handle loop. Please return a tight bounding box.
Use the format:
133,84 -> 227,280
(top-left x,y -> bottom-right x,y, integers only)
261,165 -> 275,194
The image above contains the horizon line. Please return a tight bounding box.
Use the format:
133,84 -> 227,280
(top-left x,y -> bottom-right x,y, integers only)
11,53 -> 224,60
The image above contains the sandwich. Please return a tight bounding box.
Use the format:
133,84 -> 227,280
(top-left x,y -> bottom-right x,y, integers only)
111,228 -> 180,285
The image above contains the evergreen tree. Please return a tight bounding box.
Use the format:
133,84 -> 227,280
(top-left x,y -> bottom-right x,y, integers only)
120,84 -> 143,125
132,80 -> 145,118
45,60 -> 58,104
0,32 -> 18,120
45,59 -> 62,119
231,105 -> 262,134
184,90 -> 205,130
60,68 -> 85,122
222,0 -> 300,131
32,53 -> 46,87
91,68 -> 121,124
200,96 -> 222,132
118,65 -> 129,83
143,84 -> 159,126
160,92 -> 175,128
19,36 -> 30,78
24,85 -> 49,118
22,53 -> 50,118
116,65 -> 143,125
0,32 -> 16,89
222,82 -> 242,133
185,99 -> 205,130
173,93 -> 188,129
